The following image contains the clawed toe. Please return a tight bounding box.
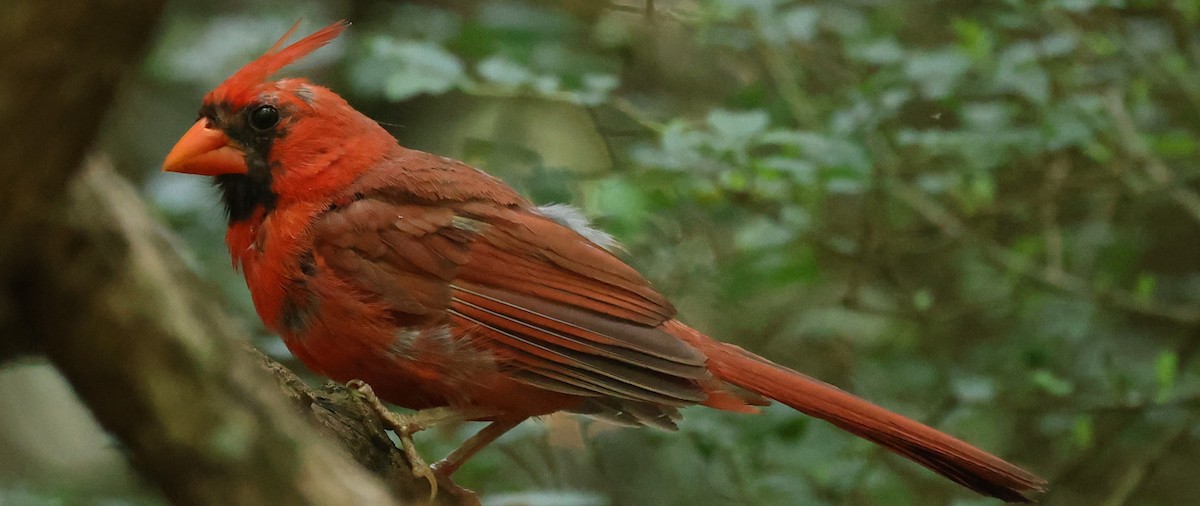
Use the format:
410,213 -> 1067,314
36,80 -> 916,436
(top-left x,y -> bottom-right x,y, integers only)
346,379 -> 497,504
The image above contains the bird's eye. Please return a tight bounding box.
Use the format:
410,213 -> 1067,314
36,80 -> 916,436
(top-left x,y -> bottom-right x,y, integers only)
249,105 -> 279,131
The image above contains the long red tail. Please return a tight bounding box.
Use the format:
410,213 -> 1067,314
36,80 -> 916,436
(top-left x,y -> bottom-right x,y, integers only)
668,321 -> 1047,503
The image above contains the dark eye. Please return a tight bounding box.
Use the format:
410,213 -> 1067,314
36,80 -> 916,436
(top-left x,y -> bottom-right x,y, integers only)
248,105 -> 279,131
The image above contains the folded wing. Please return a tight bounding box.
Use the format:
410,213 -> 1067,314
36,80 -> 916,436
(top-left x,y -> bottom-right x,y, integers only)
311,194 -> 712,425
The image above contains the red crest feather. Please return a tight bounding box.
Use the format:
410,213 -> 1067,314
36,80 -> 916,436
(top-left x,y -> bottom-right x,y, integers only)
206,19 -> 349,106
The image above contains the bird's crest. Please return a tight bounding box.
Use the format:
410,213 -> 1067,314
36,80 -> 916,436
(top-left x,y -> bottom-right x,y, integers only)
206,19 -> 349,107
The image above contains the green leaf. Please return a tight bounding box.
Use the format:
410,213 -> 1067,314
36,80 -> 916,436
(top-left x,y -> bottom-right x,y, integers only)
962,102 -> 1014,130
1031,369 -> 1074,396
1151,131 -> 1197,158
781,7 -> 821,42
1071,415 -> 1094,449
958,174 -> 996,214
388,4 -> 463,42
735,216 -> 796,251
635,121 -> 711,170
1044,104 -> 1096,150
585,178 -> 650,236
904,48 -> 972,99
706,109 -> 770,150
912,289 -> 935,312
952,375 -> 997,403
850,38 -> 905,64
375,40 -> 466,100
767,131 -> 871,174
994,42 -> 1050,104
477,56 -> 532,86
1155,350 -> 1178,402
477,1 -> 576,36
1083,141 -> 1113,162
1134,274 -> 1156,304
575,73 -> 619,105
760,156 -> 817,183
952,18 -> 995,60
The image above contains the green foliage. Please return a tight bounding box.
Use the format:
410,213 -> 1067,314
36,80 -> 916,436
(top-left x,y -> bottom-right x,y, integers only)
347,2 -> 622,105
118,1 -> 1200,505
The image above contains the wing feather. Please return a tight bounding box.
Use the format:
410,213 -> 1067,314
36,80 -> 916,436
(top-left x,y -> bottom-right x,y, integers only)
453,284 -> 705,373
312,194 -> 711,411
449,305 -> 705,405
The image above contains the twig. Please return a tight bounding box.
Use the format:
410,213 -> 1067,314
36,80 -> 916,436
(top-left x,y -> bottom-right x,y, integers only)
1099,421 -> 1192,506
755,41 -> 818,127
584,105 -> 623,172
1103,88 -> 1200,225
888,178 -> 1200,325
610,96 -> 668,133
1040,156 -> 1070,276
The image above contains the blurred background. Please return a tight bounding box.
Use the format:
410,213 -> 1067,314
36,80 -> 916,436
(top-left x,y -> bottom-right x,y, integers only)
3,0 -> 1200,505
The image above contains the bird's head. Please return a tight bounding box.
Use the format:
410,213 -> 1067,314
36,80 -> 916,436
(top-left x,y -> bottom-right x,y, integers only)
163,20 -> 393,223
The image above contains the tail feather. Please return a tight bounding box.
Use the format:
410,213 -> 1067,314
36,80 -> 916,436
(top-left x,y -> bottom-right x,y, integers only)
668,321 -> 1047,503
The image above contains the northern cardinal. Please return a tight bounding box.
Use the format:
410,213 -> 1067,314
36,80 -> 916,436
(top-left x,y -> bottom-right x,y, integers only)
163,21 -> 1046,502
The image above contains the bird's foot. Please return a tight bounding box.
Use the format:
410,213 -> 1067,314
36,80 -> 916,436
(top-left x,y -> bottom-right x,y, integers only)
428,460 -> 479,503
347,379 -> 474,501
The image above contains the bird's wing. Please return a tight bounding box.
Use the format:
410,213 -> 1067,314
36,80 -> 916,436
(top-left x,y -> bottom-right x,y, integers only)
311,192 -> 710,409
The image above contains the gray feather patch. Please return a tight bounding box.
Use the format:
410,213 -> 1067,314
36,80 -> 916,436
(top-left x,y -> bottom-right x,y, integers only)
537,204 -> 622,252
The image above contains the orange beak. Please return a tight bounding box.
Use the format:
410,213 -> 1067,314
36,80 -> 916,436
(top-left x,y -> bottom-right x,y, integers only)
162,119 -> 248,175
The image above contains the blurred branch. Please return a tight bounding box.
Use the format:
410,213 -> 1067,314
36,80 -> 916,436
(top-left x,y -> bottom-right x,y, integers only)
887,176 -> 1200,325
607,0 -> 693,23
1098,422 -> 1191,506
1040,409 -> 1194,506
756,41 -> 818,128
0,0 -> 165,361
0,0 -> 160,275
1103,88 -> 1200,225
584,106 -> 622,171
1039,156 -> 1070,275
1015,393 -> 1200,416
610,97 -> 667,133
20,161 -> 435,505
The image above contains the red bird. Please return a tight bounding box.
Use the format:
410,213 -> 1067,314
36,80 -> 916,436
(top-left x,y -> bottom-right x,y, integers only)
164,21 -> 1045,502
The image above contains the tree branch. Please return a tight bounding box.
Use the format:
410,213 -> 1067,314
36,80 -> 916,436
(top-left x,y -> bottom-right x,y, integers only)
1102,88 -> 1200,226
888,176 -> 1200,325
18,161 -> 419,505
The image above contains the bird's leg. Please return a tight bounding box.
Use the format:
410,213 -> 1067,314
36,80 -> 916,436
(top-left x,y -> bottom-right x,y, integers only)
348,380 -> 488,499
348,380 -> 526,500
431,418 -> 524,477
